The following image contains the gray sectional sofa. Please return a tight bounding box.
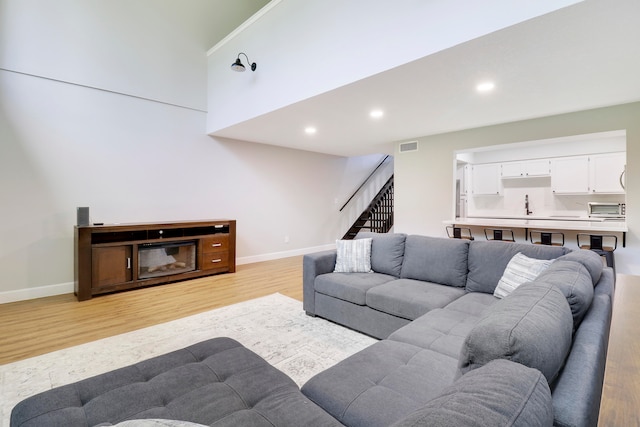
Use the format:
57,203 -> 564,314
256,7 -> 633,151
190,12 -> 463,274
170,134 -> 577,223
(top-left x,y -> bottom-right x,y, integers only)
12,233 -> 613,427
302,233 -> 613,427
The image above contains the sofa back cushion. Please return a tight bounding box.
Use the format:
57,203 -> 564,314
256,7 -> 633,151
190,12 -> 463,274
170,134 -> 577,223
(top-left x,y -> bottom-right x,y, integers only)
357,232 -> 407,277
458,281 -> 573,383
466,241 -> 569,294
400,235 -> 469,287
535,260 -> 595,330
391,359 -> 553,427
555,249 -> 604,284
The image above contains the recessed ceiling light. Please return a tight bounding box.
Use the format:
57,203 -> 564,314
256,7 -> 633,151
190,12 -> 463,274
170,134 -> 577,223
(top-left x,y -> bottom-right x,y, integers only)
476,82 -> 495,92
304,126 -> 317,135
370,109 -> 384,119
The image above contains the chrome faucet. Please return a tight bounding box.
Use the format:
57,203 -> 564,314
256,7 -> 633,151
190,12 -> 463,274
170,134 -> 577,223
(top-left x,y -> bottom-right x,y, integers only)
525,194 -> 533,216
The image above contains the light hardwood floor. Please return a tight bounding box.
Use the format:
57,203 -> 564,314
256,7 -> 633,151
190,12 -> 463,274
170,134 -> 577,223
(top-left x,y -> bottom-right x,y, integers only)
0,256 -> 303,365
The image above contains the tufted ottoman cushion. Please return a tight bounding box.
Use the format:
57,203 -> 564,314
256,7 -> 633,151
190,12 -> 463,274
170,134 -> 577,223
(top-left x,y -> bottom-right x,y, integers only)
302,340 -> 459,427
11,337 -> 343,427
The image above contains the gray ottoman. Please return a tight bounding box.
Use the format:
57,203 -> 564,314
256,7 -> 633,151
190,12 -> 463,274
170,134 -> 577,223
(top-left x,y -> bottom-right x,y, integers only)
11,337 -> 342,427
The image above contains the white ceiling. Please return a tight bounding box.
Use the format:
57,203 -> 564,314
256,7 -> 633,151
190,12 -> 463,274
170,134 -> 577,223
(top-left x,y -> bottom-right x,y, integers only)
212,0 -> 640,157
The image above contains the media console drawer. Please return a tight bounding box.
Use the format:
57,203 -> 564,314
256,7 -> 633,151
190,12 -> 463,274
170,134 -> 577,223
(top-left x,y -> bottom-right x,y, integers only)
75,220 -> 236,301
202,235 -> 229,253
201,251 -> 230,270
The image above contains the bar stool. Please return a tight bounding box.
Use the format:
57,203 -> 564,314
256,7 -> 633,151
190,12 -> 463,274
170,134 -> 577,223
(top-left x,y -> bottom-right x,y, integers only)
484,228 -> 515,242
446,226 -> 474,240
529,230 -> 564,246
577,234 -> 617,273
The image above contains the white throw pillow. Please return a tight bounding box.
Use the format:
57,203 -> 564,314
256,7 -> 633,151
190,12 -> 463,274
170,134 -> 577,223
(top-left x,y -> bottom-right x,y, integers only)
334,238 -> 373,273
494,252 -> 554,299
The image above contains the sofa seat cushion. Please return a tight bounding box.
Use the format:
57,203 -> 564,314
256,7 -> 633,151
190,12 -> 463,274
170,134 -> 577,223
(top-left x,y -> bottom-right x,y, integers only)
11,338 -> 343,427
302,340 -> 459,427
458,281 -> 573,383
388,309 -> 480,358
400,235 -> 469,287
442,292 -> 498,317
314,272 -> 397,305
366,279 -> 466,320
391,359 -> 553,427
466,241 -> 569,294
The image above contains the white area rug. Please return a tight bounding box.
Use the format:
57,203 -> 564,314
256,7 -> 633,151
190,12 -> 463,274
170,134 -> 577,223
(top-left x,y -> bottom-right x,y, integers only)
0,293 -> 377,427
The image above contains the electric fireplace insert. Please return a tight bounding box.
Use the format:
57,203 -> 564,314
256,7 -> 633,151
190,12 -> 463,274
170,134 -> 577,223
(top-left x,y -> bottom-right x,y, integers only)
138,240 -> 197,279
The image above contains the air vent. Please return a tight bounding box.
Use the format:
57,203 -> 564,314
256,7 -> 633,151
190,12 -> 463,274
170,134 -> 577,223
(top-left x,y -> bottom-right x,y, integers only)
399,141 -> 418,153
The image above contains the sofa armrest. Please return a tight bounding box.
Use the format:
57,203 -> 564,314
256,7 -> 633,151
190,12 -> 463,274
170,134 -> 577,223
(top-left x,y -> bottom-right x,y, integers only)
550,267 -> 614,427
303,250 -> 336,315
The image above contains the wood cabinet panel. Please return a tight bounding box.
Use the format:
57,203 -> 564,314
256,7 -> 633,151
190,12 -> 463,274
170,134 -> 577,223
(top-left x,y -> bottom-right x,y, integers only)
92,246 -> 132,288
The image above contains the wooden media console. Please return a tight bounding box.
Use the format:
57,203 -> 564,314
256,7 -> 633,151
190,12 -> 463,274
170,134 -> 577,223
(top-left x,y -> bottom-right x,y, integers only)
74,219 -> 236,301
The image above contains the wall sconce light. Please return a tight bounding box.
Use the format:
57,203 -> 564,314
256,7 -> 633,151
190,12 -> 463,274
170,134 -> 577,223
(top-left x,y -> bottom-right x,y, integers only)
231,53 -> 257,72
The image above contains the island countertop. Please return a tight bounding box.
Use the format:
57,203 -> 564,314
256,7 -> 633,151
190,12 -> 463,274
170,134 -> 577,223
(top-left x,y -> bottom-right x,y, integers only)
445,216 -> 628,233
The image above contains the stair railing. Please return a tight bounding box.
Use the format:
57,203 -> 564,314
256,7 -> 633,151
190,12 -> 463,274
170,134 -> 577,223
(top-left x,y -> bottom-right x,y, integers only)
342,175 -> 394,239
339,155 -> 391,212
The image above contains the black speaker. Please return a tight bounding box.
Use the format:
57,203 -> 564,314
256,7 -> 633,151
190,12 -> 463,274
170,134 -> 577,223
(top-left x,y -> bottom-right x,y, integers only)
77,207 -> 90,226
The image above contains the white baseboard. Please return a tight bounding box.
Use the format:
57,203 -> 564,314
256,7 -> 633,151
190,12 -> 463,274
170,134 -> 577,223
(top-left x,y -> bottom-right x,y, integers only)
236,243 -> 336,265
0,282 -> 74,304
0,244 -> 337,303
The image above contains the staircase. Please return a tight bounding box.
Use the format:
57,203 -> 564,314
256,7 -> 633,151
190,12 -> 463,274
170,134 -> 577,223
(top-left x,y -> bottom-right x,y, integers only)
342,175 -> 394,239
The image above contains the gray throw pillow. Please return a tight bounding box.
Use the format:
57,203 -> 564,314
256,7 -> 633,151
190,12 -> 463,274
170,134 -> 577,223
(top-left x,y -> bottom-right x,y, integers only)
458,281 -> 573,383
391,359 -> 553,427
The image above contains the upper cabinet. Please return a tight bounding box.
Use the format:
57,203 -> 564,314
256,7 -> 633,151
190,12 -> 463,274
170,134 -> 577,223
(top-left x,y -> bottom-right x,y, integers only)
501,159 -> 550,178
590,152 -> 626,194
550,152 -> 626,194
471,163 -> 501,195
550,156 -> 590,194
470,153 -> 626,196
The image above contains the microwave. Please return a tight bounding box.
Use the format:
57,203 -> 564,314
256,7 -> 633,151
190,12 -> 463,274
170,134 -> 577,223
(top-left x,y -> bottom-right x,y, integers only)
588,202 -> 626,218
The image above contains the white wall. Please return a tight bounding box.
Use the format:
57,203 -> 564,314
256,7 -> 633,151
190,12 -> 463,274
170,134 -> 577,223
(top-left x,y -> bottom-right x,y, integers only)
206,0 -> 580,134
394,102 -> 640,275
0,0 -> 383,301
0,0 -> 271,110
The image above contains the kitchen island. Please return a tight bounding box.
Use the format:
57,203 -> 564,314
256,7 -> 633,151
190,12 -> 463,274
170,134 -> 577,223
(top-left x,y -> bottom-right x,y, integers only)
445,216 -> 627,246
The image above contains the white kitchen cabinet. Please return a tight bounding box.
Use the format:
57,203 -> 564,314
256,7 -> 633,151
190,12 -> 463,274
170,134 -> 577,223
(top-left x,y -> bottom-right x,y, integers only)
501,162 -> 524,178
590,152 -> 626,194
501,159 -> 550,178
471,163 -> 501,195
550,156 -> 590,194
